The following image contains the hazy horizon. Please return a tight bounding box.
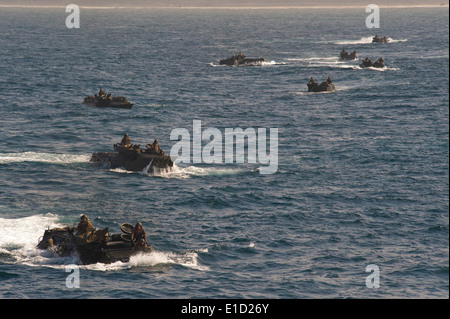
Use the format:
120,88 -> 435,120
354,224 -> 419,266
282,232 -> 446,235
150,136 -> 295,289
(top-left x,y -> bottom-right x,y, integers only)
0,0 -> 448,7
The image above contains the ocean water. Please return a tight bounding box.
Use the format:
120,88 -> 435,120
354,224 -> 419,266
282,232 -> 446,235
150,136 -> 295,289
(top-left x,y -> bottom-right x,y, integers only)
0,6 -> 448,299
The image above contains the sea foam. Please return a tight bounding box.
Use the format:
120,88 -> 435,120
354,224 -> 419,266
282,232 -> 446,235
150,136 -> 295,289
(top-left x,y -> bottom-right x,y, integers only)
334,36 -> 408,45
0,152 -> 90,165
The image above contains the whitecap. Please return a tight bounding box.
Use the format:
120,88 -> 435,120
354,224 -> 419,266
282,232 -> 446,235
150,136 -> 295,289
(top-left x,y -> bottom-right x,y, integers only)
291,85 -> 352,95
109,167 -> 136,174
208,60 -> 286,67
261,60 -> 287,66
357,66 -> 400,72
291,57 -> 399,71
107,162 -> 249,179
0,213 -> 77,268
334,36 -> 375,45
0,213 -> 62,250
81,250 -> 210,272
287,57 -> 338,62
149,163 -> 249,179
207,62 -> 226,67
334,36 -> 407,45
0,152 -> 90,165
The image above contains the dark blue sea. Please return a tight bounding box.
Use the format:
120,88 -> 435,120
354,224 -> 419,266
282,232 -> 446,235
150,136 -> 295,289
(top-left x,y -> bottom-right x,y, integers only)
0,6 -> 448,299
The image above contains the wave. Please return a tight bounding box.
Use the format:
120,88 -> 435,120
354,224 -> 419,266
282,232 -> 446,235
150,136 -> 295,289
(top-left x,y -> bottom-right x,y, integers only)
417,54 -> 450,60
0,214 -> 62,251
288,56 -> 353,65
0,152 -> 256,178
109,163 -> 247,178
312,63 -> 399,72
334,36 -> 408,45
261,60 -> 287,66
0,214 -> 209,271
207,62 -> 226,67
208,60 -> 286,67
0,152 -> 90,165
149,163 -> 251,179
292,90 -> 336,96
0,214 -> 73,268
85,249 -> 209,272
291,86 -> 352,95
110,159 -> 252,178
356,66 -> 400,72
288,56 -> 399,71
287,57 -> 338,62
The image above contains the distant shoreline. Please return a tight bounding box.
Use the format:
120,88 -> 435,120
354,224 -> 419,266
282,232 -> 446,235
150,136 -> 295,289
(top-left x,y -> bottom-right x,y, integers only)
0,4 -> 448,9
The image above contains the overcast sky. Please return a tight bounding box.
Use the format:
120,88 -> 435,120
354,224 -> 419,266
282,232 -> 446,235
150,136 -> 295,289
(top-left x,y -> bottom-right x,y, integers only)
1,0 -> 448,7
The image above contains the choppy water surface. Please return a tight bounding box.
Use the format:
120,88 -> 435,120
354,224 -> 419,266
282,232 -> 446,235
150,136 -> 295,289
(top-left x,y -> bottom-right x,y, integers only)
0,7 -> 448,298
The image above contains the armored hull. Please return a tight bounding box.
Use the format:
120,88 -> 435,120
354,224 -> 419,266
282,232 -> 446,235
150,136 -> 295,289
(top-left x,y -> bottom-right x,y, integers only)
339,50 -> 358,61
219,54 -> 267,66
307,80 -> 335,93
83,95 -> 133,109
372,36 -> 390,43
359,58 -> 385,68
90,143 -> 174,173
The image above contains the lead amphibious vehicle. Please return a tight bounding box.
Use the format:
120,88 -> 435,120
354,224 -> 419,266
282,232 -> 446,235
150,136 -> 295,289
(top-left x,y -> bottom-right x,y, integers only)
37,223 -> 153,264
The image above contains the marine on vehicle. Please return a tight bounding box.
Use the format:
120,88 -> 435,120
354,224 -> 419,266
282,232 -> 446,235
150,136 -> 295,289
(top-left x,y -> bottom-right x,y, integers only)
90,134 -> 174,173
37,216 -> 153,265
372,34 -> 391,43
307,76 -> 335,92
340,49 -> 358,60
360,57 -> 385,68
